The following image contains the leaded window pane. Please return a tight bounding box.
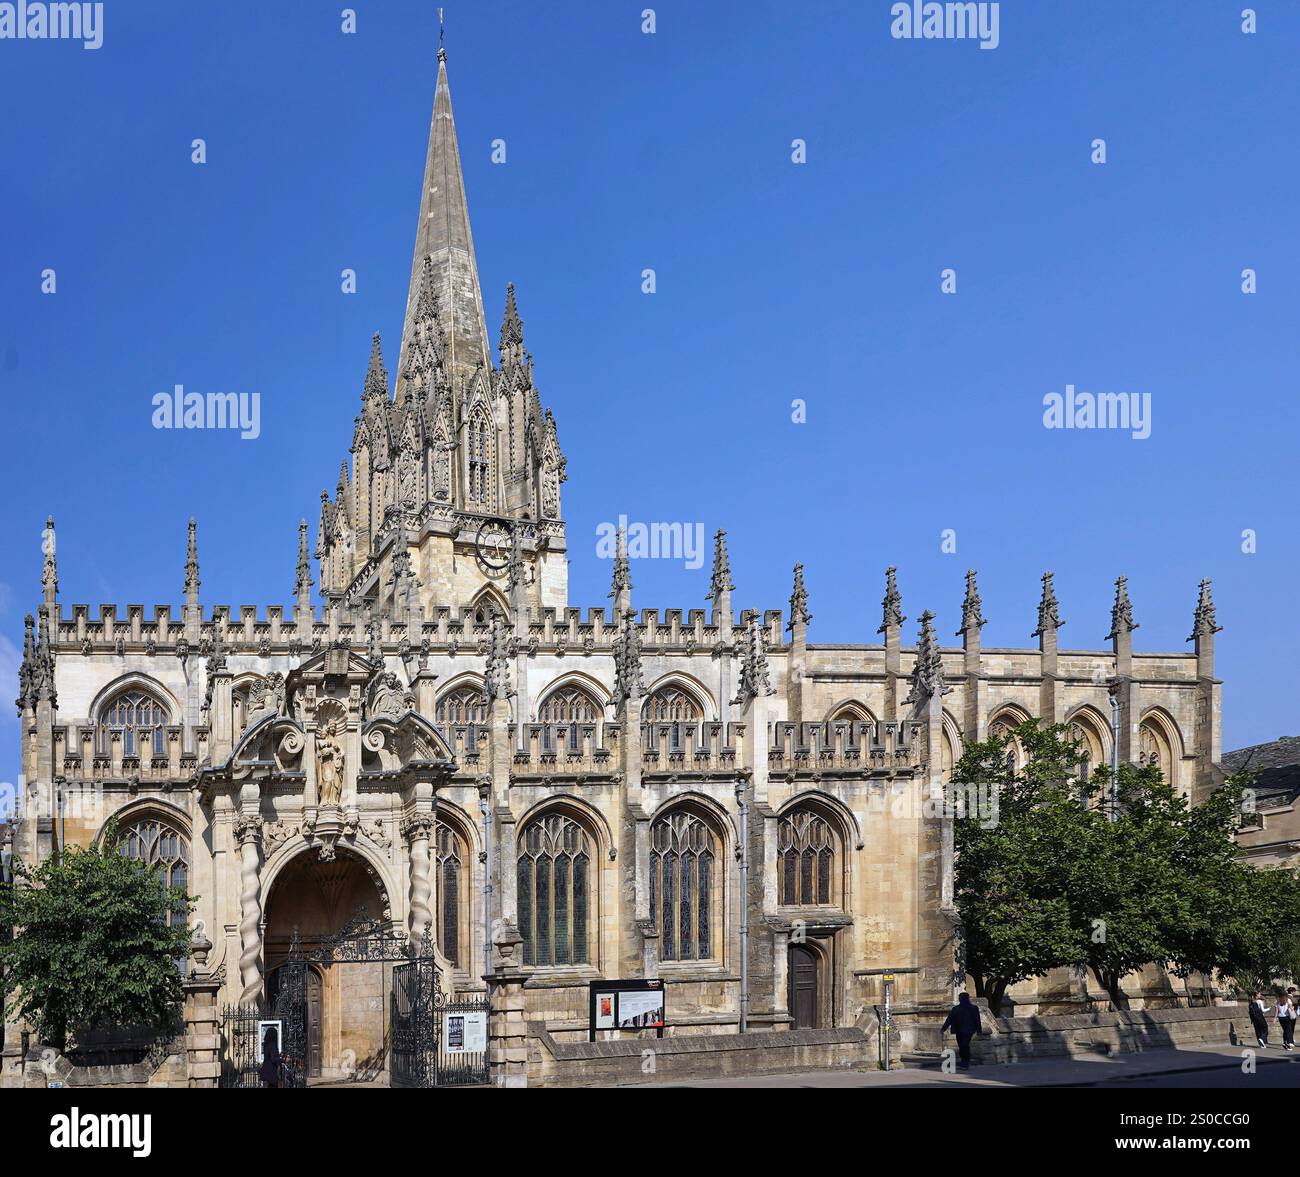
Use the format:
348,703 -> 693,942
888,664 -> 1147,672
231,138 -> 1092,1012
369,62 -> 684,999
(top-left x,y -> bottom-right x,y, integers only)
518,814 -> 592,967
777,809 -> 838,907
649,810 -> 720,962
97,689 -> 167,757
698,853 -> 712,960
118,817 -> 189,926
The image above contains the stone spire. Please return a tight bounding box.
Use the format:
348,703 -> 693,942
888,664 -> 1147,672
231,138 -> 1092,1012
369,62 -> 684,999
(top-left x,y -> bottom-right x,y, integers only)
394,39 -> 492,403
499,281 -> 524,359
1189,578 -> 1221,641
609,525 -> 632,618
41,516 -> 57,609
184,517 -> 200,607
905,610 -> 949,704
1106,575 -> 1138,639
15,613 -> 35,714
708,530 -> 734,600
611,610 -> 645,710
957,569 -> 986,635
1032,571 -> 1062,636
788,563 -> 812,629
484,610 -> 513,704
734,617 -> 774,705
879,566 -> 905,633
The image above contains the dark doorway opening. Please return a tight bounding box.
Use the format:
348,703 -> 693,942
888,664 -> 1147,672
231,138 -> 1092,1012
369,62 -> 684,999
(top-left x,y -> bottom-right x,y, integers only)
788,943 -> 819,1029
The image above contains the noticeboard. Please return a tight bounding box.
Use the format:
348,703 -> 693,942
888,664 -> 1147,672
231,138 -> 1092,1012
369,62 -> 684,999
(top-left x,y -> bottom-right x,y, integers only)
588,978 -> 665,1042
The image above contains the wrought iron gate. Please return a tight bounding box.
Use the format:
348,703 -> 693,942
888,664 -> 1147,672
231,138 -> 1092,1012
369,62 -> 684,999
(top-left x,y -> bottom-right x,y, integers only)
218,912 -> 490,1088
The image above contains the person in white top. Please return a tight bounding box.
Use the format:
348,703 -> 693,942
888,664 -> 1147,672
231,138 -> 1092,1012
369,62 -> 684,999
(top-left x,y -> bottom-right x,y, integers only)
1249,991 -> 1272,1047
1278,989 -> 1297,1051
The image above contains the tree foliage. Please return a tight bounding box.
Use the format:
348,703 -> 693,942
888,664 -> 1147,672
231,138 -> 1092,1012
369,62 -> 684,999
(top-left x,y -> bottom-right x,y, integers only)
952,719 -> 1295,1013
0,820 -> 192,1049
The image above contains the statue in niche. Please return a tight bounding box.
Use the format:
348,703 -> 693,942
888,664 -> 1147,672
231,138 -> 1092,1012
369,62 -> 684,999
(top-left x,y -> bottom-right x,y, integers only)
316,715 -> 345,807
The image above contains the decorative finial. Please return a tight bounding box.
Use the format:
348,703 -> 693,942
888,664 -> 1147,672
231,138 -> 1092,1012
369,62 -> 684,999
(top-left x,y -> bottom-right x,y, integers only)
734,617 -> 775,705
184,517 -> 200,603
363,333 -> 389,401
15,613 -> 35,713
609,525 -> 631,597
484,610 -> 513,704
40,515 -> 57,603
879,566 -> 905,633
905,610 -> 949,704
438,6 -> 446,61
499,283 -> 524,355
1188,578 -> 1221,641
957,569 -> 986,635
611,610 -> 645,708
1032,571 -> 1062,636
1107,575 -> 1138,639
296,519 -> 313,598
708,530 -> 734,600
788,563 -> 812,629
31,605 -> 57,708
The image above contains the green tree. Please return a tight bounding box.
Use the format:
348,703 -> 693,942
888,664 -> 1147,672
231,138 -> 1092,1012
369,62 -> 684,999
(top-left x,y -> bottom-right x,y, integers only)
0,820 -> 192,1049
951,720 -> 1093,1014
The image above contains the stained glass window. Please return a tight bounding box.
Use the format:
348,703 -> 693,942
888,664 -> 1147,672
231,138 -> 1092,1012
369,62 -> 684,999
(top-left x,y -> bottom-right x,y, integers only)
435,685 -> 488,726
777,809 -> 837,906
538,685 -> 601,752
518,813 -> 592,967
435,822 -> 462,966
650,810 -> 718,961
642,686 -> 702,753
96,689 -> 167,757
119,817 -> 189,925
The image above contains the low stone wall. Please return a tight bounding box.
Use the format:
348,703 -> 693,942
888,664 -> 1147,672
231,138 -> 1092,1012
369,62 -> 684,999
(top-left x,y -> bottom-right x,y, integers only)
20,1045 -> 187,1088
528,1024 -> 871,1087
970,1003 -> 1250,1064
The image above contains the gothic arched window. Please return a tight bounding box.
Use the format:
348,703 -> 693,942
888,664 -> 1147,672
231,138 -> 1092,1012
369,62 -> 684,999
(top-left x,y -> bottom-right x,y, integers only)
435,684 -> 488,726
643,685 -> 703,753
468,409 -> 493,508
517,813 -> 594,967
435,821 -> 463,967
538,684 -> 601,752
96,688 -> 168,758
777,808 -> 839,907
650,809 -> 721,962
118,816 -> 189,926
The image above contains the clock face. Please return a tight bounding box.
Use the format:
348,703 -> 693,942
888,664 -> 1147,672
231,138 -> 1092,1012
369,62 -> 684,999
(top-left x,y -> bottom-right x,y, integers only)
474,520 -> 512,579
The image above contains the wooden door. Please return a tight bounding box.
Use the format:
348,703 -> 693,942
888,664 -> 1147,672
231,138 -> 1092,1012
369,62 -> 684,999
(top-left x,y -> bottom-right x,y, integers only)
788,944 -> 819,1029
307,968 -> 323,1078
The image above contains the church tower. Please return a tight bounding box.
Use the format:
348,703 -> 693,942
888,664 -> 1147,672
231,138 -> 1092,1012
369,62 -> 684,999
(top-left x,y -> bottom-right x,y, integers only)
316,37 -> 568,620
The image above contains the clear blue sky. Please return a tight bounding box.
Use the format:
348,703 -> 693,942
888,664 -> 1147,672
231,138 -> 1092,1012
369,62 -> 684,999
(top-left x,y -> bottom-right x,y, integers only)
1,0 -> 1296,786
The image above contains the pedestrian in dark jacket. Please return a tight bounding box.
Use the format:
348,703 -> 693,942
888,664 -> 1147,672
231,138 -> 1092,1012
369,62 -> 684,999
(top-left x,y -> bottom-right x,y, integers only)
940,992 -> 982,1069
259,1026 -> 283,1088
1247,991 -> 1271,1048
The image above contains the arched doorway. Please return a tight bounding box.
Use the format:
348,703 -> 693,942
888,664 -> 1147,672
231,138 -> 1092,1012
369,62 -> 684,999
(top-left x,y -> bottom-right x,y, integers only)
264,848 -> 389,1082
788,944 -> 820,1029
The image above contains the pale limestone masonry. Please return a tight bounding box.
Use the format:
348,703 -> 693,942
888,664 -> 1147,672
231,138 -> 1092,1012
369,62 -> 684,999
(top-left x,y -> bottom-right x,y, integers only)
4,41 -> 1226,1082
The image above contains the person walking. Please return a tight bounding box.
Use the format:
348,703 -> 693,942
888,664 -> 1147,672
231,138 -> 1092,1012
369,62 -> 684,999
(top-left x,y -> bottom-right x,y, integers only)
259,1025 -> 283,1088
1277,990 -> 1296,1051
940,992 -> 982,1070
1248,991 -> 1272,1048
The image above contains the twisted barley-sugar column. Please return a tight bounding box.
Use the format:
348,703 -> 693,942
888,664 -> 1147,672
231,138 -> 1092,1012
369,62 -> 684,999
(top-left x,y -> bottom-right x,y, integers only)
234,817 -> 264,1004
403,813 -> 434,943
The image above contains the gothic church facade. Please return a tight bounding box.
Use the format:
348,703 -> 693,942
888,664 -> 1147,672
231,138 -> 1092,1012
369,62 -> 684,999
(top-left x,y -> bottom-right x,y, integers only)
6,44 -> 1225,1078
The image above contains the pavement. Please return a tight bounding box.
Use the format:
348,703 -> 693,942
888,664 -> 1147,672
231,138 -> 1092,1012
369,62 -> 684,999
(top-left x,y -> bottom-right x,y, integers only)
629,1042 -> 1300,1087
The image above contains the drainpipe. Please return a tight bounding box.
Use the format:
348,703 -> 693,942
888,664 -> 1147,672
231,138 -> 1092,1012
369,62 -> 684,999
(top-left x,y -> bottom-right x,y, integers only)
735,777 -> 749,1034
1108,683 -> 1121,822
479,780 -> 492,977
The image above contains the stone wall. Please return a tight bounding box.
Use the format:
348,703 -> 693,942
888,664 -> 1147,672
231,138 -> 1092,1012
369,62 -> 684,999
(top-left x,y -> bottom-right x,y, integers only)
968,1002 -> 1252,1064
527,1025 -> 871,1087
